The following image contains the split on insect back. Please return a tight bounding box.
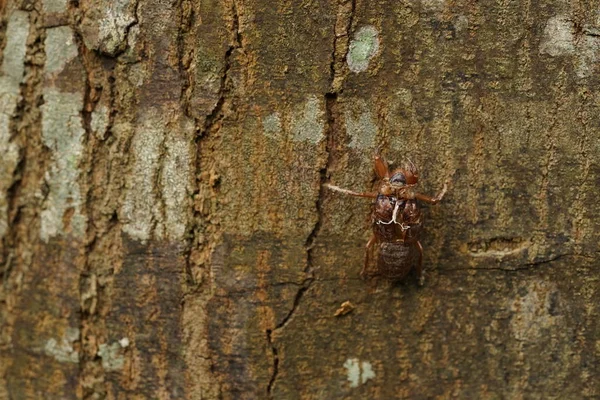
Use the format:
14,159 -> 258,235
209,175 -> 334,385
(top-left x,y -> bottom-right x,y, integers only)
325,155 -> 447,285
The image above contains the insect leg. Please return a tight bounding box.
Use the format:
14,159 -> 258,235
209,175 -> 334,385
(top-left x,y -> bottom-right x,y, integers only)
361,234 -> 376,278
415,241 -> 425,286
415,181 -> 448,205
374,155 -> 391,179
324,184 -> 377,199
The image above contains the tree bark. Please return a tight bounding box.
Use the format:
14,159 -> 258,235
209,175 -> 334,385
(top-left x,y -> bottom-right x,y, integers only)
0,0 -> 599,399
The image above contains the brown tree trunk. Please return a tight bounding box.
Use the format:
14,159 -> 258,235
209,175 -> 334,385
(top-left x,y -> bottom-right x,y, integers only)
1,0 -> 599,399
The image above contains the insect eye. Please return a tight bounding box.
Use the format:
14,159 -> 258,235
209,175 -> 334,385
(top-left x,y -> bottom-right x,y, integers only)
390,172 -> 406,186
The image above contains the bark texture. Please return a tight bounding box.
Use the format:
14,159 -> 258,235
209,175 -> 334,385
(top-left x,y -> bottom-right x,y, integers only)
0,0 -> 599,399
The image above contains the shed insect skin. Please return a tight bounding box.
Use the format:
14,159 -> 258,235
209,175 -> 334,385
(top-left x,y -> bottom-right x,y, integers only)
325,156 -> 447,284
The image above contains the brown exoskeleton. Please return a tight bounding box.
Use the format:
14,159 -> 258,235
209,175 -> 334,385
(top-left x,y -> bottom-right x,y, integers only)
326,156 -> 447,285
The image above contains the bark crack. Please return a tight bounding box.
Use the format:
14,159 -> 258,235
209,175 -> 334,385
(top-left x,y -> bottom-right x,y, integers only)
177,0 -> 200,288
1,6 -> 46,284
180,1 -> 242,397
178,0 -> 194,121
265,277 -> 313,396
70,2 -> 111,398
200,0 -> 241,136
329,0 -> 357,93
121,0 -> 140,54
101,0 -> 140,59
183,0 -> 242,289
151,129 -> 168,239
266,8 -> 349,390
441,251 -> 598,273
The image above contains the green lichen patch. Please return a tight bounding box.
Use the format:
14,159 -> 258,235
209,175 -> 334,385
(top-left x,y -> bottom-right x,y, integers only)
91,105 -> 109,139
1,11 -> 29,81
80,0 -> 137,56
39,89 -> 86,242
344,358 -> 376,388
121,116 -> 163,242
345,100 -> 378,149
291,96 -> 324,143
0,11 -> 29,239
97,339 -> 129,371
262,112 -> 282,139
347,26 -> 380,73
121,113 -> 193,242
43,327 -> 80,363
539,16 -> 575,57
44,27 -> 79,76
509,280 -> 559,341
161,126 -> 193,240
42,0 -> 68,13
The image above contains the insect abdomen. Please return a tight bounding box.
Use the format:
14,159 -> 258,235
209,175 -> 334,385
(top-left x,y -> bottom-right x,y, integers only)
377,242 -> 416,280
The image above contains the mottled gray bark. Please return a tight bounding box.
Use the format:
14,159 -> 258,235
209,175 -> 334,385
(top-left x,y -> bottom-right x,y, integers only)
0,0 -> 599,399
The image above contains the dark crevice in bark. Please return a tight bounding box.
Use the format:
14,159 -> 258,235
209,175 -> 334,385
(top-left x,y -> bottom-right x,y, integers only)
184,0 -> 242,288
151,130 -> 168,239
266,0 -> 354,389
120,0 -> 140,56
265,328 -> 279,397
199,0 -> 241,138
440,252 -> 598,274
70,5 -> 97,136
0,9 -> 9,64
69,2 -> 108,398
230,0 -> 242,66
177,0 -> 199,288
267,22 -> 345,391
1,159 -> 24,285
1,8 -> 25,280
180,2 -> 241,397
582,29 -> 600,37
1,4 -> 47,396
75,60 -> 119,399
329,0 -> 356,93
76,57 -> 99,400
265,274 -> 313,394
183,0 -> 235,285
2,4 -> 46,283
185,0 -> 241,268
95,0 -> 140,59
104,73 -> 117,141
342,0 -> 357,62
177,0 -> 194,121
